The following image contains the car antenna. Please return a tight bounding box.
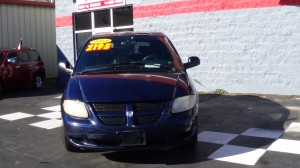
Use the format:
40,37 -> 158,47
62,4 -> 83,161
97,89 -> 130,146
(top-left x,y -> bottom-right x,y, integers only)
17,37 -> 23,50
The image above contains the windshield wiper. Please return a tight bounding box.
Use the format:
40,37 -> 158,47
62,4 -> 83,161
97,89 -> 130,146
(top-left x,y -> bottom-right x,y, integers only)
113,62 -> 175,71
155,64 -> 174,69
109,62 -> 145,67
79,62 -> 145,75
79,62 -> 175,75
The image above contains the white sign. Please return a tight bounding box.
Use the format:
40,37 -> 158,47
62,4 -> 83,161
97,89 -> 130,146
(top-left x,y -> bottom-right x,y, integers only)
77,0 -> 125,11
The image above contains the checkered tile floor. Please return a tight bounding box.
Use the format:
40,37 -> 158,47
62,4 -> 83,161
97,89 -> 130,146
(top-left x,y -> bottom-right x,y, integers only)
0,95 -> 300,166
0,104 -> 62,130
198,124 -> 300,165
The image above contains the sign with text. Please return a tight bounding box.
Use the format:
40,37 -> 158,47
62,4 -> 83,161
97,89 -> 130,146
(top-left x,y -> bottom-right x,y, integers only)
77,0 -> 125,11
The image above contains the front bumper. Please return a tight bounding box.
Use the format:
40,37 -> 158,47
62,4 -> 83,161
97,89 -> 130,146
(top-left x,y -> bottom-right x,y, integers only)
63,110 -> 197,151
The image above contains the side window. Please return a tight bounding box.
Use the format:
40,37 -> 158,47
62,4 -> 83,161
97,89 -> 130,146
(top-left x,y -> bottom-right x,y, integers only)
18,52 -> 31,62
28,50 -> 40,61
6,52 -> 18,63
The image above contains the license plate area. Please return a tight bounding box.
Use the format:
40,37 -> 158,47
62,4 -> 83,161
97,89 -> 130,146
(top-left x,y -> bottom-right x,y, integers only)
117,131 -> 146,146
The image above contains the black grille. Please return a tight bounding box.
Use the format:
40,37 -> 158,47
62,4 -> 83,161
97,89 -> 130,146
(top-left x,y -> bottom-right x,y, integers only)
134,114 -> 160,125
133,102 -> 163,125
94,102 -> 164,126
99,116 -> 126,126
134,102 -> 164,113
93,103 -> 126,112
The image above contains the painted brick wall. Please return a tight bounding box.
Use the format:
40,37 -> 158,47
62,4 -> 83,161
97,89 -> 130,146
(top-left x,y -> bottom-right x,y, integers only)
56,0 -> 76,17
56,0 -> 300,95
132,1 -> 300,95
55,0 -> 76,85
129,0 -> 182,6
55,0 -> 76,66
55,0 -> 176,66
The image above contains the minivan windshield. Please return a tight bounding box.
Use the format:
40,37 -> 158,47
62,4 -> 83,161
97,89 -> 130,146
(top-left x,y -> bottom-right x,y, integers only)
74,35 -> 176,75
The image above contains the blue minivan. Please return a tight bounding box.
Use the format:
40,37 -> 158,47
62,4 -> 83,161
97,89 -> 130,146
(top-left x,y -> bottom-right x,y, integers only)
59,32 -> 200,152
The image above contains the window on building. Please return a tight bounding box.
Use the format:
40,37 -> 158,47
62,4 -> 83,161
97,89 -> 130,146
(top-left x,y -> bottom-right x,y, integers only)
74,12 -> 92,31
113,6 -> 133,27
73,5 -> 133,59
94,10 -> 111,28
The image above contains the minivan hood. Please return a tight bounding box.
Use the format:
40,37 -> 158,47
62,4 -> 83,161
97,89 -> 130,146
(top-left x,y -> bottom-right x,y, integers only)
64,73 -> 190,103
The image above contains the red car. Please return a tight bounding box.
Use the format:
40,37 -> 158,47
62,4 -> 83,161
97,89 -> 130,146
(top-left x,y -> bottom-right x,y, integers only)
0,48 -> 46,93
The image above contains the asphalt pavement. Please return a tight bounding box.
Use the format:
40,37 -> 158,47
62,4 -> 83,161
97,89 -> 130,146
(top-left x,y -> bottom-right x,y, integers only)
0,82 -> 300,168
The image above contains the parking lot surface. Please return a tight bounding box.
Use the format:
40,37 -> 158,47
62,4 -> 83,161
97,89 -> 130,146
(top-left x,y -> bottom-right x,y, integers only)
0,85 -> 300,168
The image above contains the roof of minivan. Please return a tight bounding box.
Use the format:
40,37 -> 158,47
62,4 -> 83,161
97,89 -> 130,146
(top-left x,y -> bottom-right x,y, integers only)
92,31 -> 166,38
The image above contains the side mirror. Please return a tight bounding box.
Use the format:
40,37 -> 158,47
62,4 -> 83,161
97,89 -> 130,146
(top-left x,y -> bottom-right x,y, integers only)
58,62 -> 73,75
183,56 -> 200,69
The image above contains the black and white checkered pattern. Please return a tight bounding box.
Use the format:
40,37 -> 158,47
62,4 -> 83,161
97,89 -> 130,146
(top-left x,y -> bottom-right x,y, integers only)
0,95 -> 300,166
198,123 -> 300,165
0,105 -> 62,130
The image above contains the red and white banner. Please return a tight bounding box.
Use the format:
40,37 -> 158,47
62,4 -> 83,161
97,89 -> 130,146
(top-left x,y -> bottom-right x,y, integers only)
77,0 -> 125,12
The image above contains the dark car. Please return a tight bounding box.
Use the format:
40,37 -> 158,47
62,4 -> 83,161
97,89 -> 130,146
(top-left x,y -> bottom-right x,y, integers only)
0,47 -> 46,93
59,32 -> 200,152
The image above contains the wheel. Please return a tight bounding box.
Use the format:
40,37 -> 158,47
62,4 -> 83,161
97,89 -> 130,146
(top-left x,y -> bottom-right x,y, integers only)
32,74 -> 43,89
61,125 -> 81,152
184,129 -> 198,149
181,122 -> 198,149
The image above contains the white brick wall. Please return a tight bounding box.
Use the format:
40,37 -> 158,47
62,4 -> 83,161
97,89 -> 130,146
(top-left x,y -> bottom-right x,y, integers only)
56,27 -> 75,65
56,0 -> 300,95
129,0 -> 181,6
55,0 -> 76,66
134,6 -> 300,95
55,0 -> 76,17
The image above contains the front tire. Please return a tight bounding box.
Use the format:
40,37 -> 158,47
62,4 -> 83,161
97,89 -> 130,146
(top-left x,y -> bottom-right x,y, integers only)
184,128 -> 198,149
32,74 -> 43,89
180,120 -> 198,149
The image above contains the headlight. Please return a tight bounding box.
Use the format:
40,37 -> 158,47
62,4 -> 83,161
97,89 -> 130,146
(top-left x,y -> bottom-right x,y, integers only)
171,95 -> 196,113
63,100 -> 89,119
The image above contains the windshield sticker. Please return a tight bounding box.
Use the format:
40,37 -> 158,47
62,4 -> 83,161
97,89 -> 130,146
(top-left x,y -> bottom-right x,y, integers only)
85,43 -> 112,52
90,39 -> 112,44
